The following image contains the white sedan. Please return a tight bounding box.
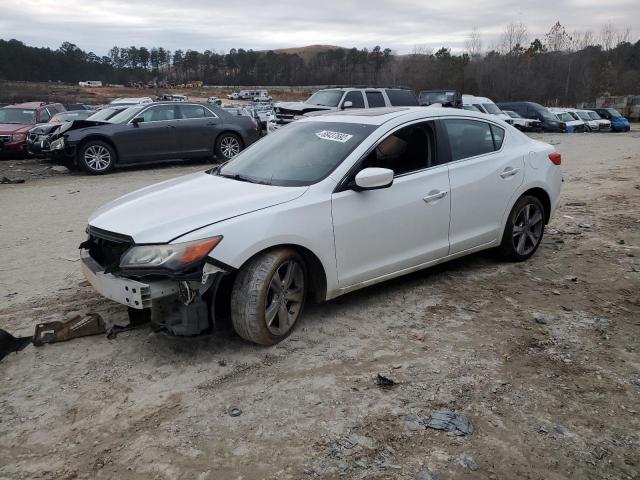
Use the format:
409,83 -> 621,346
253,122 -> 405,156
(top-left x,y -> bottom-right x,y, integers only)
81,107 -> 562,345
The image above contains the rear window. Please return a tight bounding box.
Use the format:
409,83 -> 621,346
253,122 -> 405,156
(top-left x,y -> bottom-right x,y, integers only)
385,89 -> 418,106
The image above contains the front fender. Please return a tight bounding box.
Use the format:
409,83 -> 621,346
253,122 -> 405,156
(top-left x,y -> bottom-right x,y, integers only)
175,194 -> 339,299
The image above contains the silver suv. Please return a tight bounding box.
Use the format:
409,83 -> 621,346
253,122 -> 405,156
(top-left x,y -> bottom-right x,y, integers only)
274,87 -> 418,123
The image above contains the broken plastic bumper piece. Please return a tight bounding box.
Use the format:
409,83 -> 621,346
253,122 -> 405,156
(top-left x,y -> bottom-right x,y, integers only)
80,250 -> 178,310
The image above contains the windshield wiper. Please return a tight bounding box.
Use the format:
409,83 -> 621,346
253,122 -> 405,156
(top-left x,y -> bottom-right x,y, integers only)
218,172 -> 258,184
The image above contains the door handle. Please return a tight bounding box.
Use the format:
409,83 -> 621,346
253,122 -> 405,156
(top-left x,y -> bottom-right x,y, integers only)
500,167 -> 520,178
423,190 -> 448,203
207,122 -> 218,126
166,124 -> 177,129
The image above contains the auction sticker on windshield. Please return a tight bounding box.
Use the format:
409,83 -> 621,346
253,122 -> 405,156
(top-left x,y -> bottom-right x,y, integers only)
315,130 -> 353,143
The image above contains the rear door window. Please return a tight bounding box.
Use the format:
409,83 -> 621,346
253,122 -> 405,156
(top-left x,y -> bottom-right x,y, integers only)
443,119 -> 499,161
385,89 -> 418,106
179,104 -> 207,119
343,91 -> 365,108
365,91 -> 385,108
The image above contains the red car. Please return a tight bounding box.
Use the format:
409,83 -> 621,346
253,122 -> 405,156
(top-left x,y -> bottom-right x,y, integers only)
0,102 -> 66,157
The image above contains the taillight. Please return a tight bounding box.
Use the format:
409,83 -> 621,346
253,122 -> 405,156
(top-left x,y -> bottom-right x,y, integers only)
549,152 -> 561,165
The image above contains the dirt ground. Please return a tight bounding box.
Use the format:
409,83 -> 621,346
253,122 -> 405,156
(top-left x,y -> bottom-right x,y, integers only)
1,130 -> 639,480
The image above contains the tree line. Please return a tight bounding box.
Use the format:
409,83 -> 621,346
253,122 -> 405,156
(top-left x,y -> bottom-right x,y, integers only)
0,21 -> 638,105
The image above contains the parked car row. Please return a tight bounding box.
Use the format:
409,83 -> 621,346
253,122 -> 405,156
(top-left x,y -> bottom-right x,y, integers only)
226,90 -> 272,102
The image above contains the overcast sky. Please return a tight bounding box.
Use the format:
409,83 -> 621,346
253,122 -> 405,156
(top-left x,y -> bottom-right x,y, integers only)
1,0 -> 638,55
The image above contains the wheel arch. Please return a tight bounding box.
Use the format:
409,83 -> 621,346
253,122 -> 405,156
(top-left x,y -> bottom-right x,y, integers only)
215,129 -> 245,147
521,187 -> 552,224
237,243 -> 327,304
76,135 -> 120,164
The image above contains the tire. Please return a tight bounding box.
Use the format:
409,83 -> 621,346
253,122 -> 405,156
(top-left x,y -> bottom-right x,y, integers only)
231,249 -> 307,345
78,140 -> 115,174
215,133 -> 243,161
498,195 -> 546,262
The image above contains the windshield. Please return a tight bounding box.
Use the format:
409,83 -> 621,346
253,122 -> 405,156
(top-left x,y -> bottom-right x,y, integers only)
482,103 -> 502,115
588,112 -> 602,120
218,121 -> 376,186
505,110 -> 521,118
0,108 -> 36,125
87,108 -> 123,121
576,111 -> 592,121
52,112 -> 92,123
463,105 -> 481,112
306,90 -> 344,107
606,109 -> 622,118
105,106 -> 143,124
555,112 -> 574,122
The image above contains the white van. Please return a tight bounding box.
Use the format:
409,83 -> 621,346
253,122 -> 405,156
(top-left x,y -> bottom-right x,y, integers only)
239,89 -> 270,100
79,81 -> 103,87
462,95 -> 512,122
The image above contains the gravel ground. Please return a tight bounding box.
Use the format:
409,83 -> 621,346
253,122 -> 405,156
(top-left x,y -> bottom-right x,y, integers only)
0,130 -> 639,480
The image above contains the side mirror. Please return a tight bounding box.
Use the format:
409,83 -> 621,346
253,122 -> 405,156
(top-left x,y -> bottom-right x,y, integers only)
132,116 -> 144,125
341,100 -> 353,110
353,167 -> 394,190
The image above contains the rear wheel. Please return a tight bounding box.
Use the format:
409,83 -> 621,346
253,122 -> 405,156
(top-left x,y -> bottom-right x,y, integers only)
498,195 -> 546,261
215,133 -> 243,161
78,141 -> 115,174
231,249 -> 306,345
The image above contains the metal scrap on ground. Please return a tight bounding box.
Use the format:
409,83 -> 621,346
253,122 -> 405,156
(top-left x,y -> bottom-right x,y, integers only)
426,410 -> 474,436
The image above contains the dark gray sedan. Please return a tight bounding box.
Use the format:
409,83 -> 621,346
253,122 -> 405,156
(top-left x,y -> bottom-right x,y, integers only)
48,102 -> 260,174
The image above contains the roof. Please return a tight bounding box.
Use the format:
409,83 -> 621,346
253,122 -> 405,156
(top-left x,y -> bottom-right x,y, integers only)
304,106 -> 494,126
3,102 -> 48,109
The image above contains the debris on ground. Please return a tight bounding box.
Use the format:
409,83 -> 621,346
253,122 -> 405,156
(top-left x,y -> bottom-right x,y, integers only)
462,456 -> 479,471
0,329 -> 31,362
228,406 -> 242,417
400,414 -> 426,431
33,313 -> 106,346
533,313 -> 548,324
1,176 -> 25,184
375,373 -> 396,388
426,410 -> 473,436
416,467 -> 440,480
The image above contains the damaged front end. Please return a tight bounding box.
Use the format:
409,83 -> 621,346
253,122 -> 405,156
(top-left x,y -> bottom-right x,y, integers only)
79,226 -> 231,336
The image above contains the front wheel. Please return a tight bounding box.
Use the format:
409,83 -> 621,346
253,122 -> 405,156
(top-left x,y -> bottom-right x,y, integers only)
78,141 -> 115,174
498,195 -> 546,261
231,249 -> 306,345
215,133 -> 243,161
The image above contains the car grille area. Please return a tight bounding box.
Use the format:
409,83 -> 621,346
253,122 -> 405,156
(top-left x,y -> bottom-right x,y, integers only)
80,226 -> 133,272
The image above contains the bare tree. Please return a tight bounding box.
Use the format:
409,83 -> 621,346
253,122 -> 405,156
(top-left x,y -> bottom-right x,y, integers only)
600,22 -> 615,50
465,26 -> 484,60
411,44 -> 432,56
545,21 -> 572,52
615,27 -> 631,46
501,22 -> 528,54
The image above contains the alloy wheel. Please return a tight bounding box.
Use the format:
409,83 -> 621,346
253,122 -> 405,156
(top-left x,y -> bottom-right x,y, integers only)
220,136 -> 240,159
84,145 -> 111,171
512,203 -> 544,255
265,259 -> 304,336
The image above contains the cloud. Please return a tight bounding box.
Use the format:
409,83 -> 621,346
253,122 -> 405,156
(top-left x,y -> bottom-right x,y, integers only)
1,0 -> 638,54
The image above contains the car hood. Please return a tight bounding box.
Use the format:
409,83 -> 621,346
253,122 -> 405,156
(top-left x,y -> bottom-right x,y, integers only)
89,172 -> 308,243
275,102 -> 333,115
0,124 -> 32,135
29,123 -> 61,135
